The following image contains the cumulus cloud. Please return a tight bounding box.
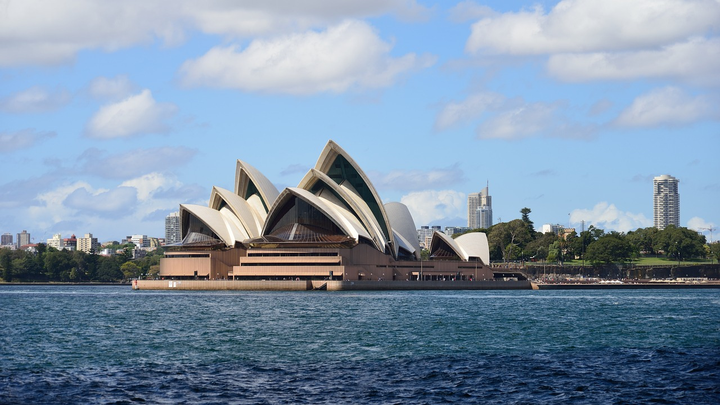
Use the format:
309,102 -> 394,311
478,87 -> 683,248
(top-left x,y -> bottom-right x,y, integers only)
88,75 -> 136,100
85,89 -> 177,138
466,0 -> 720,55
687,217 -> 716,234
448,1 -> 496,23
0,129 -> 56,153
435,92 -> 595,140
0,86 -> 71,113
369,165 -> 465,192
570,202 -> 652,233
434,92 -> 505,131
179,20 -> 435,94
120,173 -> 182,201
79,146 -> 197,179
614,87 -> 719,127
548,38 -> 720,85
63,186 -> 138,215
400,190 -> 466,226
464,0 -> 720,86
0,1 -> 428,67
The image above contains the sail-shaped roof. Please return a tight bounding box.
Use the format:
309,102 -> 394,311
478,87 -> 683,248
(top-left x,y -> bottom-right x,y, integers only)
384,202 -> 421,260
313,140 -> 395,256
234,159 -> 279,217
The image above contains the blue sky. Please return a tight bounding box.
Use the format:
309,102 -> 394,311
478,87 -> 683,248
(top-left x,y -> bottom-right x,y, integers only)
1,0 -> 718,244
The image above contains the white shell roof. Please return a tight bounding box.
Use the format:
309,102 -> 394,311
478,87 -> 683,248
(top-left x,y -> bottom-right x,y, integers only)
180,204 -> 246,246
385,202 -> 421,259
209,186 -> 263,238
431,231 -> 468,261
455,232 -> 490,266
234,159 -> 279,213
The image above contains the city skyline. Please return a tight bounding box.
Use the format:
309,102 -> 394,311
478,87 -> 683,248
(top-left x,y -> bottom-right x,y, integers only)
1,0 -> 718,243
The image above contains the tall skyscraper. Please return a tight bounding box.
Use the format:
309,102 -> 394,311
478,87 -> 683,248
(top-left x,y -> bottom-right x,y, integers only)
468,185 -> 492,229
16,230 -> 31,248
1,233 -> 12,246
653,174 -> 680,230
165,211 -> 181,245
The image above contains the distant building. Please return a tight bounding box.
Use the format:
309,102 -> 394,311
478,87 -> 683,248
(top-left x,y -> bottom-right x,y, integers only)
77,233 -> 100,253
445,226 -> 470,237
63,234 -> 77,251
47,234 -> 65,250
417,225 -> 441,249
541,224 -> 563,235
468,185 -> 492,229
165,211 -> 181,245
654,174 -> 680,230
130,235 -> 150,248
16,230 -> 30,249
1,233 -> 12,246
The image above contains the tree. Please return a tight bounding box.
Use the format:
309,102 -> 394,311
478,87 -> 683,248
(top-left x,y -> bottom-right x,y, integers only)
1,249 -> 13,281
121,262 -> 142,280
96,257 -> 122,281
571,226 -> 604,263
709,242 -> 720,263
520,207 -> 535,235
488,220 -> 533,264
585,233 -> 633,265
653,225 -> 706,261
626,227 -> 659,256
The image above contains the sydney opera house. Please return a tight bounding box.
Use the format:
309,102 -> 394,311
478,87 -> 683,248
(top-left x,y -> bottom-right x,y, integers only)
159,141 -> 505,283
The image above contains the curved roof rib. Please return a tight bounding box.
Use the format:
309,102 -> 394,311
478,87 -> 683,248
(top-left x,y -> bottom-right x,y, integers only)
209,186 -> 263,239
180,204 -> 246,247
429,231 -> 468,261
385,202 -> 421,260
234,159 -> 279,216
262,187 -> 371,243
313,140 -> 395,256
298,169 -> 387,252
455,232 -> 490,266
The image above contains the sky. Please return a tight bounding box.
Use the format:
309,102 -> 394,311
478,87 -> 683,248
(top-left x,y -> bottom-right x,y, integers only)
1,0 -> 718,244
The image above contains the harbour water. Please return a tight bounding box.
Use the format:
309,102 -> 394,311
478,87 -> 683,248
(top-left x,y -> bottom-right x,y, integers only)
1,286 -> 718,404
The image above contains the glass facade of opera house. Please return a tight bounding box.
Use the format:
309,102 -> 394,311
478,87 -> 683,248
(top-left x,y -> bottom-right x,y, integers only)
160,141 -> 516,282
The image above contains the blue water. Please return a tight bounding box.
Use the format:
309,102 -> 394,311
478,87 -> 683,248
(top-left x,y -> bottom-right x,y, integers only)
1,286 -> 718,404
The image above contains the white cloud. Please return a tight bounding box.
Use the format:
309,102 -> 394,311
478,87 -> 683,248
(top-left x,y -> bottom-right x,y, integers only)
63,186 -> 138,215
0,86 -> 71,113
0,0 -> 429,67
88,75 -> 136,100
80,146 -> 197,179
570,202 -> 652,233
466,0 -> 720,55
400,190 -> 466,226
179,20 -> 435,94
476,102 -> 557,140
120,173 -> 182,201
0,129 -> 56,153
448,1 -> 496,23
547,37 -> 720,85
434,92 -> 504,131
85,89 -> 177,138
614,87 -> 719,127
687,217 -> 716,233
369,166 -> 465,191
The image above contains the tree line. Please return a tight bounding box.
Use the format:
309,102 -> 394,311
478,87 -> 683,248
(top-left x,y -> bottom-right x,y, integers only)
0,243 -> 163,283
458,208 -> 720,266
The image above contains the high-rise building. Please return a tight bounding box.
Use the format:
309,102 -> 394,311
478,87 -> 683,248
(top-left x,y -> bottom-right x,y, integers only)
47,234 -> 65,250
16,230 -> 31,248
1,233 -> 12,246
653,174 -> 680,230
165,211 -> 181,245
468,185 -> 492,229
77,233 -> 100,253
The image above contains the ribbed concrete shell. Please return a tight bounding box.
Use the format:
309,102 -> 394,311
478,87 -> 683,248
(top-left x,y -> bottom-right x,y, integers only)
234,159 -> 279,220
430,231 -> 468,261
455,232 -> 490,266
298,169 -> 387,252
180,204 -> 247,246
385,202 -> 421,260
313,140 -> 395,256
262,187 -> 371,243
209,186 -> 263,238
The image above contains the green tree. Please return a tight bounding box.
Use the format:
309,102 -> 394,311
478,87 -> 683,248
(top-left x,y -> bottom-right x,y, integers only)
97,256 -> 122,281
626,227 -> 659,256
571,226 -> 604,263
653,225 -> 706,261
120,261 -> 142,280
1,249 -> 13,281
709,242 -> 720,263
585,233 -> 633,265
520,207 -> 535,235
488,219 -> 532,264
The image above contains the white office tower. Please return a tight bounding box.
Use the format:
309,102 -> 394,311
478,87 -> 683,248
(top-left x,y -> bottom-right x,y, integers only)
165,212 -> 181,245
468,186 -> 492,229
653,174 -> 679,230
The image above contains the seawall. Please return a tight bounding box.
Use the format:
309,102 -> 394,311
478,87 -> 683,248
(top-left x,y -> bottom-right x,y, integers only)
132,279 -> 534,291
